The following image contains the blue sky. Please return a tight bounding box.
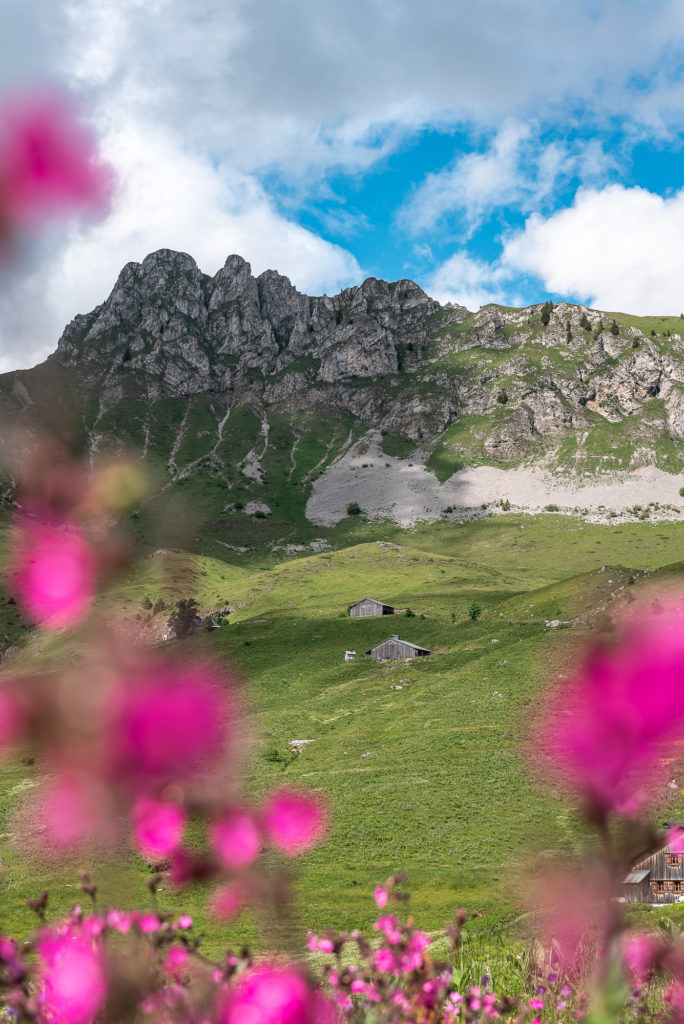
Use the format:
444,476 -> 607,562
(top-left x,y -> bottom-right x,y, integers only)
2,0 -> 684,369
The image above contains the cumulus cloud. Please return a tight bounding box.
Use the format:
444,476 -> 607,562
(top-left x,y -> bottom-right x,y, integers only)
502,184 -> 684,314
422,252 -> 514,312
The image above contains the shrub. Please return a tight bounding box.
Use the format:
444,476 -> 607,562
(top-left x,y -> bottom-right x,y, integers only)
496,390 -> 508,404
405,607 -> 415,617
579,311 -> 591,330
252,509 -> 267,518
141,596 -> 152,610
632,338 -> 640,348
346,501 -> 362,516
501,498 -> 511,511
545,503 -> 559,512
467,600 -> 481,621
679,487 -> 684,497
610,319 -> 619,335
152,597 -> 166,614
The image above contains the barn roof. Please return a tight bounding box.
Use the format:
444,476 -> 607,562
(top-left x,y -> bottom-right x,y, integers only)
623,869 -> 650,884
351,597 -> 393,607
365,635 -> 431,655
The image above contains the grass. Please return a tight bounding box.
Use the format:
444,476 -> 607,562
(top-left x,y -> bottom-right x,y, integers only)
3,516 -> 684,958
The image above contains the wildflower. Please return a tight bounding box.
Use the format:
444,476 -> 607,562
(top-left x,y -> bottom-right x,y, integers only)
374,948 -> 395,972
0,91 -> 111,229
210,882 -> 246,922
543,610 -> 684,816
209,808 -> 261,869
132,796 -> 186,860
374,886 -> 389,908
219,964 -> 335,1024
9,520 -> 95,630
107,657 -> 233,791
262,787 -> 327,856
37,926 -> 106,1024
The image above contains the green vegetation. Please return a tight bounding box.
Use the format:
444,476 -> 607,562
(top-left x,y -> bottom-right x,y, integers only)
4,515 -> 684,954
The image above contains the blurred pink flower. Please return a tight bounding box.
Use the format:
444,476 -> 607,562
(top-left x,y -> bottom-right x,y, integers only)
36,773 -> 112,850
622,932 -> 660,982
374,886 -> 388,908
220,965 -> 334,1024
209,808 -> 261,869
132,796 -> 186,860
37,926 -> 106,1024
107,658 -> 233,791
9,520 -> 96,630
262,787 -> 327,857
163,944 -> 189,981
0,92 -> 112,227
542,610 -> 684,816
210,883 -> 246,922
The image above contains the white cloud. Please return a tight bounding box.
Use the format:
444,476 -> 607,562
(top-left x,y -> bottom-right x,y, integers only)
400,128 -> 617,234
502,184 -> 684,314
422,252 -> 512,312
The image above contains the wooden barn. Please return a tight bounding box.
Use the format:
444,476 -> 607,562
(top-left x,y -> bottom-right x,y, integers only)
623,828 -> 684,903
349,597 -> 395,617
365,635 -> 431,661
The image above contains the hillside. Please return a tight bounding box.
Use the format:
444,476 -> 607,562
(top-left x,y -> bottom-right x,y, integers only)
1,251 -> 684,559
2,516 -> 684,953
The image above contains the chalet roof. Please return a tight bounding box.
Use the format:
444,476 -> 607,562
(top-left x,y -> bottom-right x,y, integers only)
351,597 -> 393,607
365,635 -> 431,655
623,869 -> 651,884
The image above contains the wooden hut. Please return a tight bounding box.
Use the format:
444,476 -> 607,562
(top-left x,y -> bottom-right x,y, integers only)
365,635 -> 431,661
622,827 -> 684,903
349,597 -> 395,618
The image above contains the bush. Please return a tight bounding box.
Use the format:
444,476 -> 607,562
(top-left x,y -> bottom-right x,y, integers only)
405,607 -> 415,617
152,597 -> 166,614
679,487 -> 684,497
496,390 -> 508,404
545,503 -> 559,512
501,499 -> 511,511
346,501 -> 362,516
467,600 -> 481,621
610,318 -> 619,335
579,311 -> 591,330
141,596 -> 152,610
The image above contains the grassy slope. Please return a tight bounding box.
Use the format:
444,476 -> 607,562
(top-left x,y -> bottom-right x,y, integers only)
2,516 -> 684,956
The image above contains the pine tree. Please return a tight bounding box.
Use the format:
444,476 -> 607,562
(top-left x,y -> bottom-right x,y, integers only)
540,300 -> 553,326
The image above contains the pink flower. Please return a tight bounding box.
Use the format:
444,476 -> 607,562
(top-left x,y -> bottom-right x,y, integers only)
542,610 -> 684,816
132,796 -> 186,860
37,926 -> 106,1024
262,787 -> 327,857
0,92 -> 111,227
137,914 -> 160,934
622,933 -> 660,981
107,658 -> 233,790
34,773 -> 111,850
164,945 -> 189,981
210,883 -> 245,922
9,520 -> 95,630
220,964 -> 334,1024
374,886 -> 388,908
209,808 -> 261,869
374,948 -> 395,972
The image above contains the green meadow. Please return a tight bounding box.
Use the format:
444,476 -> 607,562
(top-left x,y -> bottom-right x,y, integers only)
2,513 -> 684,960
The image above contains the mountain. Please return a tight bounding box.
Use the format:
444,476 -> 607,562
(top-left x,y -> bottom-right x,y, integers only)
2,248 -> 684,555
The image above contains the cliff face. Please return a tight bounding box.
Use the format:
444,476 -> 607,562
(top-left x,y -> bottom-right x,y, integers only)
2,247 -> 684,542
51,248 -> 684,447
